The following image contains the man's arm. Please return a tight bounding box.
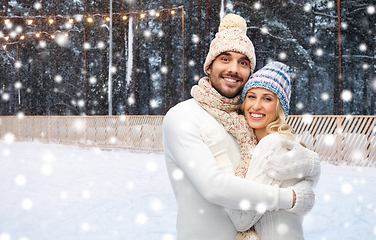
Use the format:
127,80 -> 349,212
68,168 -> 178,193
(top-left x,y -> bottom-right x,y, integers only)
163,107 -> 294,212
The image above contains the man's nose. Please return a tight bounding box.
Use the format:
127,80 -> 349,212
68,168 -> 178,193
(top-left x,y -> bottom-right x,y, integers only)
227,61 -> 239,75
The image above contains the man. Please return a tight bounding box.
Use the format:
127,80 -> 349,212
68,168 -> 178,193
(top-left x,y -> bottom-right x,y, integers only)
163,14 -> 319,239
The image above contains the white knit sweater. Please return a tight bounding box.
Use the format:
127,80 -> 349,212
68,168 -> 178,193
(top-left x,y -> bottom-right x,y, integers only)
219,133 -> 320,240
163,99 -> 295,240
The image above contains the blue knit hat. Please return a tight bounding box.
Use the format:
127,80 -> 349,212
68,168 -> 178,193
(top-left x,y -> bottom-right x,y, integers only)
241,61 -> 291,117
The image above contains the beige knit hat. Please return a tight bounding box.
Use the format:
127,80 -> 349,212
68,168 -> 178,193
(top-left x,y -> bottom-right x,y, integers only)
203,14 -> 256,75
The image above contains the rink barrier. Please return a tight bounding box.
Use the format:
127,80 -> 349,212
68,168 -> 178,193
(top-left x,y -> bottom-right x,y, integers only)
0,115 -> 375,167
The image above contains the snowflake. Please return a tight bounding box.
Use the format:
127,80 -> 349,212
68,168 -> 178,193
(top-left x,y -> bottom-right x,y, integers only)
128,95 -> 135,105
84,42 -> 91,49
144,30 -> 152,38
135,213 -> 148,225
239,199 -> 251,210
191,34 -> 200,44
55,75 -> 63,83
367,5 -> 375,15
34,2 -> 42,10
150,99 -> 159,108
296,102 -> 304,110
149,197 -> 165,213
163,234 -> 174,240
316,48 -> 324,57
55,33 -> 69,47
172,169 -> 184,180
309,36 -> 317,44
260,26 -> 268,35
160,66 -> 168,74
321,92 -> 329,101
14,81 -> 22,89
341,183 -> 352,194
302,114 -> 313,124
303,4 -> 312,12
158,30 -> 164,37
359,43 -> 367,52
81,223 -> 90,231
89,76 -> 97,84
188,60 -> 196,66
254,2 -> 262,10
38,40 -> 47,48
15,175 -> 26,187
341,90 -> 352,102
278,52 -> 287,60
21,198 -> 33,210
327,1 -> 335,9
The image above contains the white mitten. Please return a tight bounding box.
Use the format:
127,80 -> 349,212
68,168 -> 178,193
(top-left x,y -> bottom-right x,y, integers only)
199,124 -> 231,166
264,138 -> 320,180
286,180 -> 315,216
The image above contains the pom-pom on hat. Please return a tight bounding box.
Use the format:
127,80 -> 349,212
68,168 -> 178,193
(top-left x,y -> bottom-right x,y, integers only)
203,14 -> 256,75
241,61 -> 291,117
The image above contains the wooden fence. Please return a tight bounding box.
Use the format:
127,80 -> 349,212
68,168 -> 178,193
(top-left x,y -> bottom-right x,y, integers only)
0,115 -> 375,167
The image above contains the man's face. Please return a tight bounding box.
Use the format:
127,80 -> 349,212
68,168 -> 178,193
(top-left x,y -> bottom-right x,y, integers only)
207,52 -> 252,98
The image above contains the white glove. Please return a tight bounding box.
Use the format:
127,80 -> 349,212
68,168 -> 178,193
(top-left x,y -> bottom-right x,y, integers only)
263,138 -> 320,180
199,124 -> 231,166
287,180 -> 315,216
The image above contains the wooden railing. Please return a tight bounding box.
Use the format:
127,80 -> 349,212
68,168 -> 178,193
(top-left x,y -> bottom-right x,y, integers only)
1,115 -> 375,167
287,115 -> 376,167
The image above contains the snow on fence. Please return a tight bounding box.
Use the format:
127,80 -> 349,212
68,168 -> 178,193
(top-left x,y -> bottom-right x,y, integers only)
0,115 -> 375,167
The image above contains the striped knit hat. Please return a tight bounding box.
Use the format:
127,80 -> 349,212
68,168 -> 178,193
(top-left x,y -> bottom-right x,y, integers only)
204,14 -> 256,75
241,61 -> 291,117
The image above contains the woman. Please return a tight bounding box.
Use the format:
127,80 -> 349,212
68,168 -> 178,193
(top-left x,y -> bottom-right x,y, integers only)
198,62 -> 321,239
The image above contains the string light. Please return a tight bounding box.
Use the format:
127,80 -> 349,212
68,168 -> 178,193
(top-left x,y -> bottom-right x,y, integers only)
0,6 -> 184,49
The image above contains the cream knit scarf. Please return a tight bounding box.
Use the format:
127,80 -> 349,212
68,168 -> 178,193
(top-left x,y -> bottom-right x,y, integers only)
191,77 -> 257,178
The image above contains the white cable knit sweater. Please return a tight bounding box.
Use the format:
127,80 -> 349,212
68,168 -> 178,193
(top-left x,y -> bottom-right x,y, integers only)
219,133 -> 320,240
163,99 -> 295,240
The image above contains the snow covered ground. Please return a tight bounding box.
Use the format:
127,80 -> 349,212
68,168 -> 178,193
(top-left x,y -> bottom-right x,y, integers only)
1,141 -> 375,240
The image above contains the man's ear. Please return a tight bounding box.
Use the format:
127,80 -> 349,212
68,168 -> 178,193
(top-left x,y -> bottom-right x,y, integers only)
207,66 -> 211,75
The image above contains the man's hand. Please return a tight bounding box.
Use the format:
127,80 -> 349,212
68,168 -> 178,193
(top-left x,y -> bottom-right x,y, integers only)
287,180 -> 315,216
292,190 -> 296,208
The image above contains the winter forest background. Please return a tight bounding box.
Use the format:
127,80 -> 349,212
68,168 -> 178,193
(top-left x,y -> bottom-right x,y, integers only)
0,0 -> 375,116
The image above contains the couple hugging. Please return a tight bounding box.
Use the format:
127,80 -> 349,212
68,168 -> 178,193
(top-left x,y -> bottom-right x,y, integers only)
163,14 -> 321,240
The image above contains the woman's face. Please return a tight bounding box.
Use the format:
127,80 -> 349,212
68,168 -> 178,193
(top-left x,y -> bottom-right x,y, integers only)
243,88 -> 279,137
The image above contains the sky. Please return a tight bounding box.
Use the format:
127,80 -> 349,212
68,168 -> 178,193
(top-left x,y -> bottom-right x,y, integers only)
1,140 -> 376,240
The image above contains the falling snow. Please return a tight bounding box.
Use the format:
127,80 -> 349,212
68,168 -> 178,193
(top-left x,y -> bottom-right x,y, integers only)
1,141 -> 375,239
